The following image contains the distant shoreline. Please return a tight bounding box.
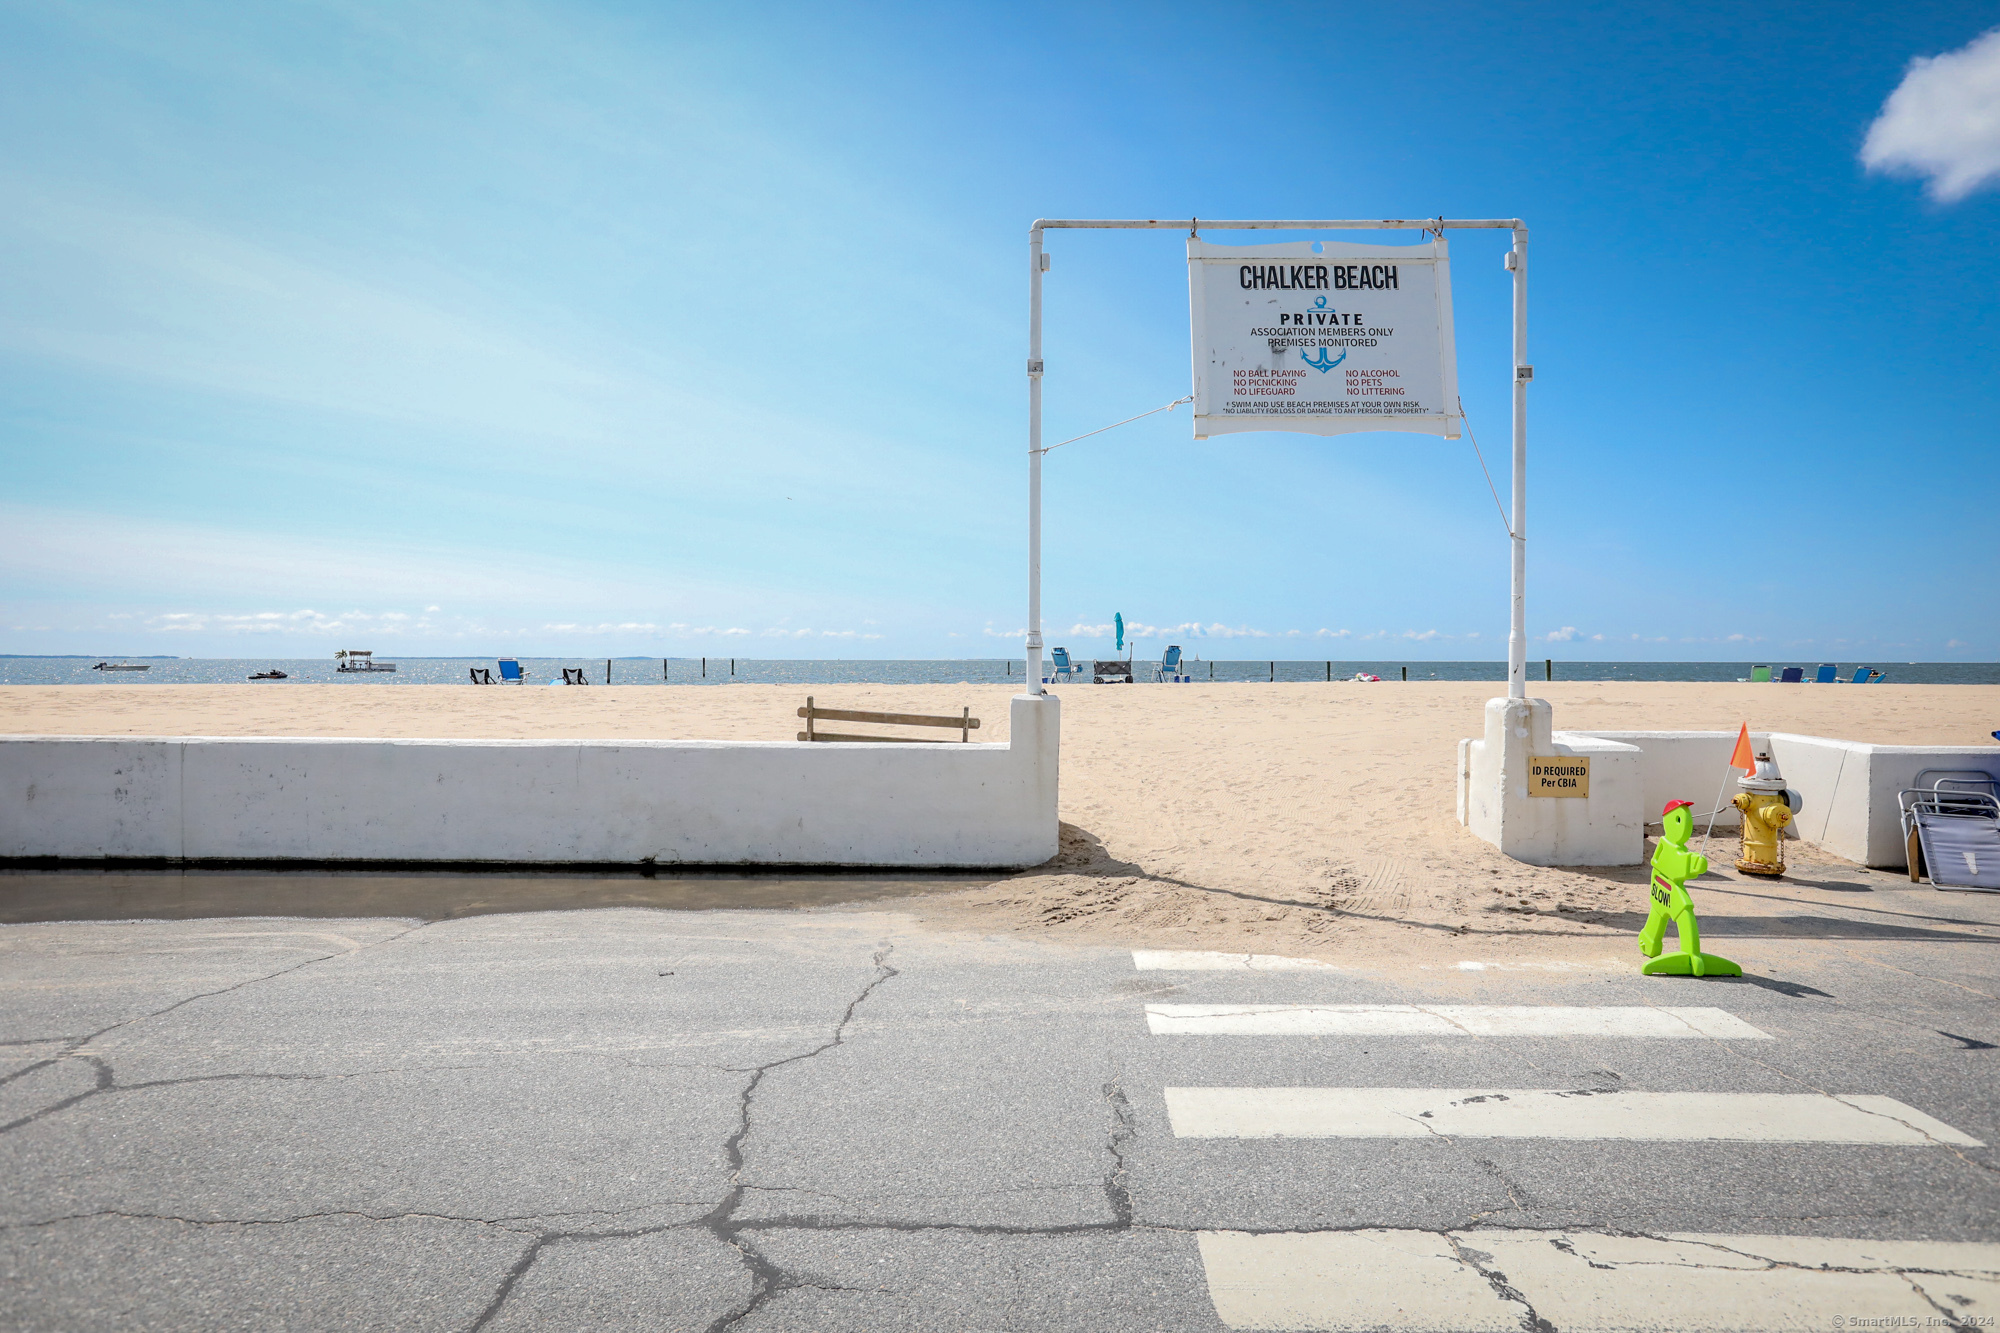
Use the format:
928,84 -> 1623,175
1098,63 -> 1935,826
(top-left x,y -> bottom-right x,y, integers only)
4,658 -> 1998,686
2,655 -> 1992,666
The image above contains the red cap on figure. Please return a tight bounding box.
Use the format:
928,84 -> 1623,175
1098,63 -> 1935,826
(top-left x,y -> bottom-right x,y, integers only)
1662,799 -> 1694,816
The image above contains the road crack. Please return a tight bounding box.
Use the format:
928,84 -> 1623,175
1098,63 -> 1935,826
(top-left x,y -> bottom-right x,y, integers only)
1444,1233 -> 1557,1332
466,943 -> 904,1333
0,922 -> 432,1136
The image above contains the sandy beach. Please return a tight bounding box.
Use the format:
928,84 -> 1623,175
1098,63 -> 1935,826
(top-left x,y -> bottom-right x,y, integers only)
6,681 -> 1997,960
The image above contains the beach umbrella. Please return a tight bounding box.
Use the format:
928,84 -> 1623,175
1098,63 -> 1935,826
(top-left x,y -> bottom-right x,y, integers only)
1114,613 -> 1124,652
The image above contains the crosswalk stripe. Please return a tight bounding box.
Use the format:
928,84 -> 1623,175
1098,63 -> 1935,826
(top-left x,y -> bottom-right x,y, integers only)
1163,1088 -> 1983,1145
1132,950 -> 1341,971
1196,1229 -> 2000,1331
1145,1004 -> 1769,1038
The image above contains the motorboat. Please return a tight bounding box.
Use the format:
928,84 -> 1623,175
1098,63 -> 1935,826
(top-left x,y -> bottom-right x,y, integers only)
247,670 -> 289,681
334,650 -> 396,673
91,662 -> 150,672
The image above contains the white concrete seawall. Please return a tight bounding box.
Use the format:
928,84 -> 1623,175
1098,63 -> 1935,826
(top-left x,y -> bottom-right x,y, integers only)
1458,703 -> 1999,869
1574,729 -> 2000,869
0,693 -> 1061,868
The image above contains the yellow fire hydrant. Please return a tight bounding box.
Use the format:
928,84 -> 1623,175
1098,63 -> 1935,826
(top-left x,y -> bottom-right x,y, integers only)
1731,752 -> 1800,877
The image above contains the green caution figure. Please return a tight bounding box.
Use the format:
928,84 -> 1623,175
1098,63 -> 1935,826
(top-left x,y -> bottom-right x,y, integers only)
1639,800 -> 1741,977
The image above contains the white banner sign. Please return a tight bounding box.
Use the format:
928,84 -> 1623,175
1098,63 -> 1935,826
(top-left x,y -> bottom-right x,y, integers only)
1188,237 -> 1460,439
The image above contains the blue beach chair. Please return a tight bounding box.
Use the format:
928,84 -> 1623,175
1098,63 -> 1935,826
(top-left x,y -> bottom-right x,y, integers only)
1156,645 -> 1184,681
1848,667 -> 1871,684
1813,663 -> 1838,684
1779,667 -> 1805,683
1047,647 -> 1076,683
498,659 -> 527,684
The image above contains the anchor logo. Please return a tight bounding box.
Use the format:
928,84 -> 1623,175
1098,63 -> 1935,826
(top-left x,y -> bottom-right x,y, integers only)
1300,347 -> 1346,373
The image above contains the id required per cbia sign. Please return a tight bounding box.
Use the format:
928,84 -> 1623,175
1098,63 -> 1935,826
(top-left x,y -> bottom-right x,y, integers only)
1188,238 -> 1461,440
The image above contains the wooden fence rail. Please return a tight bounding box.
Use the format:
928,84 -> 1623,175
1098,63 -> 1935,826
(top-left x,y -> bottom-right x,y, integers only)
797,696 -> 980,743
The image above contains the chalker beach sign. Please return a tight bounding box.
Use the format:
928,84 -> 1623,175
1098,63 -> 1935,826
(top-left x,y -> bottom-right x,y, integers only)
1187,237 -> 1461,439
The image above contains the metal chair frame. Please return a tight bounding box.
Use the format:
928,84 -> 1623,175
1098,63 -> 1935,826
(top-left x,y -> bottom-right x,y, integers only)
1899,770 -> 2000,892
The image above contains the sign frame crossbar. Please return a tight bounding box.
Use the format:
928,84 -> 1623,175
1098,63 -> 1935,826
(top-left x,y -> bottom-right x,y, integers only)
1024,216 -> 1530,700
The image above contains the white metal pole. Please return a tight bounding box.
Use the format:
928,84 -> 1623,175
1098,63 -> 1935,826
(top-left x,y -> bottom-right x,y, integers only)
1507,226 -> 1529,700
1026,227 -> 1046,694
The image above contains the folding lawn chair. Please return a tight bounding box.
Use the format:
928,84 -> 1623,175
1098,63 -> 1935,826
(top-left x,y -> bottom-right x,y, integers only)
1899,770 -> 2000,892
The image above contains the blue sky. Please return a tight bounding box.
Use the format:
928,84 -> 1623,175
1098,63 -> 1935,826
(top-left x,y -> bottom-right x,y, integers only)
2,1 -> 1996,661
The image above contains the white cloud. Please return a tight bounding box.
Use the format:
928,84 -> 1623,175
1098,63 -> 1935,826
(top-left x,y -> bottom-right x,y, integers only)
0,503 -> 749,611
148,608 -> 382,635
1861,27 -> 2000,202
1544,626 -> 1580,642
662,624 -> 752,637
1064,620 -> 1287,641
540,622 -> 663,634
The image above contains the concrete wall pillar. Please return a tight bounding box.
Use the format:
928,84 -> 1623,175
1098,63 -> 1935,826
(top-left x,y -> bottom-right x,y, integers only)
1460,696 -> 1645,866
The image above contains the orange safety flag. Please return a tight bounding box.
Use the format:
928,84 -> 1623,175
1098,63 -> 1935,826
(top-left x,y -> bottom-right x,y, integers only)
1729,722 -> 1757,775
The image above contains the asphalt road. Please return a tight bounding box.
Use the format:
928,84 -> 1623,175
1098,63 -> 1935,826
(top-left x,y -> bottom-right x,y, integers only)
1,868 -> 1996,1331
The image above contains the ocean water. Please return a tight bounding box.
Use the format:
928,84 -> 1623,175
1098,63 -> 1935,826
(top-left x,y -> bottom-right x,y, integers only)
4,657 -> 1997,686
